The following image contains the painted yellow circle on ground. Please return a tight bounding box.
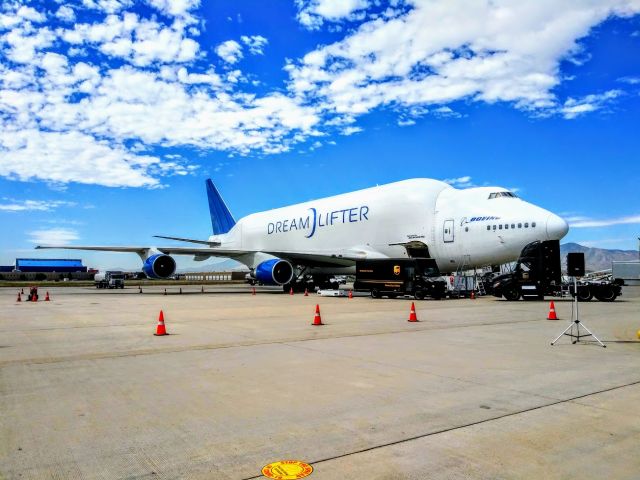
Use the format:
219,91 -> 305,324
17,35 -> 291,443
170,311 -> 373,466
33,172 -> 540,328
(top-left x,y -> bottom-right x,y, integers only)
262,460 -> 313,479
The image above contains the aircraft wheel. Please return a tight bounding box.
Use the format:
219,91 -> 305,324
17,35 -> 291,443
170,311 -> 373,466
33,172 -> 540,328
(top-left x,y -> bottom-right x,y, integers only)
371,289 -> 381,299
414,290 -> 425,300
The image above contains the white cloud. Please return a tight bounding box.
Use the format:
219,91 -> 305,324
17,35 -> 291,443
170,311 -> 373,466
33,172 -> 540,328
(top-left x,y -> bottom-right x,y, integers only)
296,0 -> 370,29
215,40 -> 243,64
0,130 -> 178,188
1,1 -> 638,191
561,90 -> 622,119
568,214 -> 640,228
144,0 -> 200,20
28,228 -> 79,245
0,199 -> 76,212
617,76 -> 640,85
81,0 -> 133,15
443,176 -> 474,188
60,13 -> 200,66
55,6 -> 76,22
240,35 -> 268,55
287,1 -> 640,118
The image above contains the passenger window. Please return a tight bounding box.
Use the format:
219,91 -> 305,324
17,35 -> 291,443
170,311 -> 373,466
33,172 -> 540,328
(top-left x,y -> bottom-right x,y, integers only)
524,222 -> 529,228
511,224 -> 515,229
518,223 -> 522,228
465,227 -> 469,232
505,224 -> 509,229
498,224 -> 502,230
492,225 -> 496,230
532,222 -> 536,227
487,225 -> 490,231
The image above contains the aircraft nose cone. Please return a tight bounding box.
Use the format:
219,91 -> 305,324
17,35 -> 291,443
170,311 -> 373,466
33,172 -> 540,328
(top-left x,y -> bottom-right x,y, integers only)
546,214 -> 569,240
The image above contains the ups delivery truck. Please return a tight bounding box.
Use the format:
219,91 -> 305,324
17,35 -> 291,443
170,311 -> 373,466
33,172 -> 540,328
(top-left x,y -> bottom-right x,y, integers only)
354,258 -> 446,299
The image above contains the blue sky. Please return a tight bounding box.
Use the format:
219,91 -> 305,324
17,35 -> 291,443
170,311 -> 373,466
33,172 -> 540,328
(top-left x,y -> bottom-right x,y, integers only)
0,0 -> 639,270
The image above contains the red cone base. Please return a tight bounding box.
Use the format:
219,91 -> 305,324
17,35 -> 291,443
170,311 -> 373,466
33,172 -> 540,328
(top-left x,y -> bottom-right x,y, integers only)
45,292 -> 50,301
154,310 -> 168,336
348,290 -> 353,299
252,287 -> 256,296
290,287 -> 294,296
470,291 -> 476,300
16,292 -> 21,302
408,302 -> 418,322
312,304 -> 323,326
547,301 -> 559,320
304,288 -> 309,296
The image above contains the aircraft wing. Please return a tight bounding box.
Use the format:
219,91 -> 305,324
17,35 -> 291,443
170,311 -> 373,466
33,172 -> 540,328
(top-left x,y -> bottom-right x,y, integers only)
157,246 -> 370,268
36,245 -> 150,254
36,244 -> 373,268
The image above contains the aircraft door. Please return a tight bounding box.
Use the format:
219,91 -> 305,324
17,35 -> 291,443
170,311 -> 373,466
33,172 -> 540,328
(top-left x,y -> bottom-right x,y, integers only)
443,219 -> 454,243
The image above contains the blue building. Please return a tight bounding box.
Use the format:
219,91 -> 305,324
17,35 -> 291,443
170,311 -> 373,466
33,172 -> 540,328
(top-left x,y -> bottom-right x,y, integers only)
14,258 -> 87,273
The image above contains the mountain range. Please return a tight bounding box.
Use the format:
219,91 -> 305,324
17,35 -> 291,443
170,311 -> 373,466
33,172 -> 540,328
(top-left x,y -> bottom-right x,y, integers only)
560,243 -> 638,272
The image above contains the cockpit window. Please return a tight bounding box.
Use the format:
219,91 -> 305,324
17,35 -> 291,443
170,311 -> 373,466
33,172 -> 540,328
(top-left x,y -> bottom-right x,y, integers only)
488,191 -> 518,199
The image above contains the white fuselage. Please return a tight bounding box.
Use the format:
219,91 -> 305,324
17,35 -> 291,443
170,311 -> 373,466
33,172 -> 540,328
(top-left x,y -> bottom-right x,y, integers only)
212,179 -> 568,274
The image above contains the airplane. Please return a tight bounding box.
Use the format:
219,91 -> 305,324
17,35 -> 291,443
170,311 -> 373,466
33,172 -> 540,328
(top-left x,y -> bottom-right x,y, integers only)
37,178 -> 569,291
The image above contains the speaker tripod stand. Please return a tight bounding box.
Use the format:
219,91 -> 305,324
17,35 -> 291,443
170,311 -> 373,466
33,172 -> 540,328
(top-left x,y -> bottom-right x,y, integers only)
551,277 -> 606,348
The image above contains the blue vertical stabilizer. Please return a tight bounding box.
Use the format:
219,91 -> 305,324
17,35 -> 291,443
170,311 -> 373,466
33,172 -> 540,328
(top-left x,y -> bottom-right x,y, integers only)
206,180 -> 236,235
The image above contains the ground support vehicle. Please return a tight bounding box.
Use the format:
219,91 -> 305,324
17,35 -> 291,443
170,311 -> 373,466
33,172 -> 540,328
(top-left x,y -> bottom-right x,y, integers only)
492,240 -> 622,301
354,258 -> 446,299
94,271 -> 125,289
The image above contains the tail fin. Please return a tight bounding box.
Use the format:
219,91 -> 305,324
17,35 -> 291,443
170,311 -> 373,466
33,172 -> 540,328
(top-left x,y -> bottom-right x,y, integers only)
206,179 -> 236,235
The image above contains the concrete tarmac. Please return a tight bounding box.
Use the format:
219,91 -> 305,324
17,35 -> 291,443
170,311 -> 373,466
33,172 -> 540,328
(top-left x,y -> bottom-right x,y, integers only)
1,285 -> 639,479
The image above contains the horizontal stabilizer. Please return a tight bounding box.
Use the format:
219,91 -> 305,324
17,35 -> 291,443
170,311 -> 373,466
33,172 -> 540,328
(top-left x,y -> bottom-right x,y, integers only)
206,179 -> 236,235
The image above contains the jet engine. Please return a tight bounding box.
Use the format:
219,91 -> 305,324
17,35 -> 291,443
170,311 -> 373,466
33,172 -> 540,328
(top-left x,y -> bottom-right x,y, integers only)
142,254 -> 177,279
255,258 -> 294,285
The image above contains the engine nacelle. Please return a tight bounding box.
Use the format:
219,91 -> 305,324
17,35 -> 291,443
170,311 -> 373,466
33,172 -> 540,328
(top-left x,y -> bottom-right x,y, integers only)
255,258 -> 294,285
142,254 -> 176,279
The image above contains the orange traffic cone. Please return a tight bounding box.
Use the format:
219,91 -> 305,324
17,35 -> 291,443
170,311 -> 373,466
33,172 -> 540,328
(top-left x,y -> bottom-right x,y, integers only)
304,288 -> 309,296
45,291 -> 50,301
547,301 -> 559,320
470,291 -> 476,300
408,302 -> 419,322
290,287 -> 294,296
348,290 -> 353,299
201,285 -> 204,293
252,287 -> 256,295
154,310 -> 168,336
179,287 -> 182,294
312,304 -> 323,326
21,288 -> 24,294
16,292 -> 21,302
139,286 -> 142,293
164,288 -> 167,295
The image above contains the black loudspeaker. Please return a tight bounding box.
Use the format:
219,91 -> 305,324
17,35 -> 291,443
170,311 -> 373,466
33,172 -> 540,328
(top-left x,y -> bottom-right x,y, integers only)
567,253 -> 585,277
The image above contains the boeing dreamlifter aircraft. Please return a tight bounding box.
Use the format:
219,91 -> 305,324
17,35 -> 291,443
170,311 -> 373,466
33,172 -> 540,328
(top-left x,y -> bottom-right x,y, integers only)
37,178 -> 569,290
